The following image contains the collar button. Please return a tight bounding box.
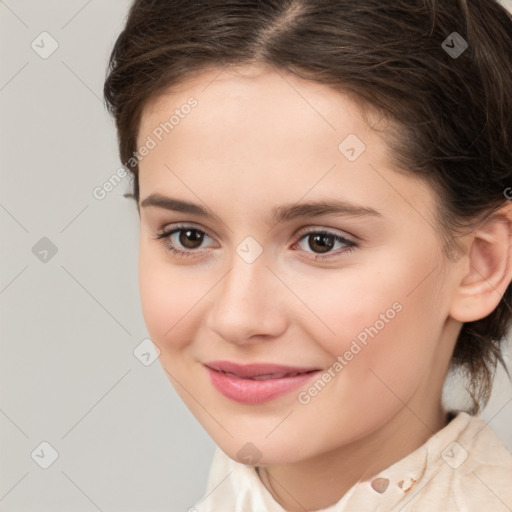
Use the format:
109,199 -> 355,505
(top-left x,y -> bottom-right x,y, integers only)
371,477 -> 390,493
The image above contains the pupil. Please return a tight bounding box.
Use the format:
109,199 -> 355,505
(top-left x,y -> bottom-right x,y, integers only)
179,229 -> 203,249
309,234 -> 334,253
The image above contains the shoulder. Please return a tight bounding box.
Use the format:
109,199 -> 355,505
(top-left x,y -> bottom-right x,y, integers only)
408,412 -> 512,512
454,414 -> 512,509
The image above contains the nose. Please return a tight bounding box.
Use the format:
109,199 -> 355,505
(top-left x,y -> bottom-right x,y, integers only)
205,254 -> 288,345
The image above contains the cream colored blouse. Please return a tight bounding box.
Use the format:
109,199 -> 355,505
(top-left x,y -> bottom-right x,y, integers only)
191,411 -> 512,511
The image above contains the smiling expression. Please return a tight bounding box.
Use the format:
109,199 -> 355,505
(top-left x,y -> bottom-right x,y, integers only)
135,64 -> 460,465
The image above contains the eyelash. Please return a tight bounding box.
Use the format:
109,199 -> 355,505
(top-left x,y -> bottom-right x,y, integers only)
154,224 -> 357,261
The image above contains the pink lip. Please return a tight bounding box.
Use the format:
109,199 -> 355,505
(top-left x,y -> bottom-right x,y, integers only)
204,360 -> 321,404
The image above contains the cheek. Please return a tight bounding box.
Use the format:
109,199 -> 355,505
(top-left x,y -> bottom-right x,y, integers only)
295,260 -> 443,397
291,267 -> 402,352
363,280 -> 444,397
138,243 -> 204,354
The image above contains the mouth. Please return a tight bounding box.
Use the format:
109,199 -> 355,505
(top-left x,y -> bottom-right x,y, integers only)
204,360 -> 321,378
203,361 -> 322,404
212,370 -> 317,380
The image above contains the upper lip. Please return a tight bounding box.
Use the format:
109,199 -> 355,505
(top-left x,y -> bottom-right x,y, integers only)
204,360 -> 321,378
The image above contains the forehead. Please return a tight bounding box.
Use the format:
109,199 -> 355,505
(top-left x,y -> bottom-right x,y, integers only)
136,64 -> 438,228
139,64 -> 372,140
137,65 -> 394,181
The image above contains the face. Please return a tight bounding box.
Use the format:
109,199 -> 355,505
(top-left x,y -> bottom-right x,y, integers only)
136,64 -> 459,465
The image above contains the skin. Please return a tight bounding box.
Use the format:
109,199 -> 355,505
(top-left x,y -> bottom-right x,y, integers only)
135,64 -> 512,511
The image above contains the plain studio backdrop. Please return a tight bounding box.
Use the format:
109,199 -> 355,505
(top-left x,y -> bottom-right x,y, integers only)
1,1 -> 511,511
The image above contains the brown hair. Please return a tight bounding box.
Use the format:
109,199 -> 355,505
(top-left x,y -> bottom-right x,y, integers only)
103,0 -> 512,413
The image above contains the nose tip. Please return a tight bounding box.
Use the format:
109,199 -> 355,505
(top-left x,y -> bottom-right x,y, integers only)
205,260 -> 287,345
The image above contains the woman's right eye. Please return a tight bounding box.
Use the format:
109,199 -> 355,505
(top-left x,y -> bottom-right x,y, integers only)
154,225 -> 216,258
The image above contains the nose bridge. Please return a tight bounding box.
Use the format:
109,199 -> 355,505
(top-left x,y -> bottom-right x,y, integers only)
218,250 -> 269,311
219,232 -> 271,298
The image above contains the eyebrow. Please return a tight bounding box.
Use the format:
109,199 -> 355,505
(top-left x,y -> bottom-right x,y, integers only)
140,193 -> 382,224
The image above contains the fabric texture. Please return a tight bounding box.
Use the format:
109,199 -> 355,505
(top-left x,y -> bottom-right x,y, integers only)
192,411 -> 512,511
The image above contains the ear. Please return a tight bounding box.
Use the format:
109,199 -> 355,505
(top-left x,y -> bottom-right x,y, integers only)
450,202 -> 512,323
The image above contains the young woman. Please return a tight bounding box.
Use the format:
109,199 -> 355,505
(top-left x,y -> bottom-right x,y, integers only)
103,1 -> 512,510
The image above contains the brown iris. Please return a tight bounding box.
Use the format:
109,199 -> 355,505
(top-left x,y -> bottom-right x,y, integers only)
307,233 -> 335,253
179,229 -> 204,249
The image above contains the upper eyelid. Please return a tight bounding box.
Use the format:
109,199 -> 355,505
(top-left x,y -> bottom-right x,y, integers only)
295,225 -> 355,241
159,221 -> 212,235
160,222 -> 216,241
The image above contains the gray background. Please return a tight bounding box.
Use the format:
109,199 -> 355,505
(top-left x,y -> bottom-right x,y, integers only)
1,1 -> 511,511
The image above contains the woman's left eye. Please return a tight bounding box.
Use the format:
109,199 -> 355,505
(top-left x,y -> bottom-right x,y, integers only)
154,225 -> 357,260
294,230 -> 357,259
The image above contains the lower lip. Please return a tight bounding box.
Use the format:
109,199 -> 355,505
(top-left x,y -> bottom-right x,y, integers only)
205,366 -> 320,404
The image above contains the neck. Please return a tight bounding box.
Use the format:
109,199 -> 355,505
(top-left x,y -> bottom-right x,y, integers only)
256,404 -> 448,511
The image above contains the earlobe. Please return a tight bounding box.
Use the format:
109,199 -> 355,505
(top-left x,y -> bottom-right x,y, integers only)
450,203 -> 512,323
